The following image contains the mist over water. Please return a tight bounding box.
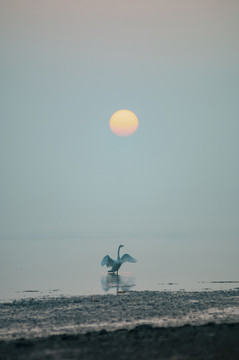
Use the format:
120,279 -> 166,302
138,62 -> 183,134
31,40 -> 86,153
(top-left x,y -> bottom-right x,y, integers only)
1,2 -> 239,310
1,235 -> 238,301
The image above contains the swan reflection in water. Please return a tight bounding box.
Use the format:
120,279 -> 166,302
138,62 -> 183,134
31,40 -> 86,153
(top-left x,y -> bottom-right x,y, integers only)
101,273 -> 136,294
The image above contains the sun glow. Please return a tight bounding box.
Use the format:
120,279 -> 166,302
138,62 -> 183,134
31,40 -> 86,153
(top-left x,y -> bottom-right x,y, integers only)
109,109 -> 139,137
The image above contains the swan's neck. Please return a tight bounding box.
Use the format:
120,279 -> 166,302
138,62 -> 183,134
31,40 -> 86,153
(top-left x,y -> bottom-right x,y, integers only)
117,246 -> 121,260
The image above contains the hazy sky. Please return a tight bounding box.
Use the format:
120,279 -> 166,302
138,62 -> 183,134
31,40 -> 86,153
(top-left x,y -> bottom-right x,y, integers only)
1,0 -> 239,238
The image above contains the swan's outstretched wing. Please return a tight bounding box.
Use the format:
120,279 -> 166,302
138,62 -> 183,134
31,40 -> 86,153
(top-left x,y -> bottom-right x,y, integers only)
101,255 -> 115,267
121,254 -> 137,263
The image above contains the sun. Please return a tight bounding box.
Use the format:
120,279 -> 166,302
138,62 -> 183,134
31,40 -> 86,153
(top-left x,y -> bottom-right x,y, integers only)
109,109 -> 139,137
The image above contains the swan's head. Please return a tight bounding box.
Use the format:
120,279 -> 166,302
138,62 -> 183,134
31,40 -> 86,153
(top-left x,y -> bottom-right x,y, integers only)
119,244 -> 124,248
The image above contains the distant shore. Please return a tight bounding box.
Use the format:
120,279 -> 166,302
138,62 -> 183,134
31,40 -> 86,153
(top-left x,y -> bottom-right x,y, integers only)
1,322 -> 239,360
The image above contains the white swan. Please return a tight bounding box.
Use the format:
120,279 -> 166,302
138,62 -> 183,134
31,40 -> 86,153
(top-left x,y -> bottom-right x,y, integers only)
101,245 -> 137,275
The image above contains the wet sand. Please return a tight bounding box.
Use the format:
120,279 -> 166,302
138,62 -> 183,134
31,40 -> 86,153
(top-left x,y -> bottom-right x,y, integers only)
1,290 -> 239,359
1,323 -> 239,360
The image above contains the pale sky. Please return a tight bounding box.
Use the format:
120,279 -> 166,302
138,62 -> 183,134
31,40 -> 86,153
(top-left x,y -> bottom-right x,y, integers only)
1,0 -> 239,239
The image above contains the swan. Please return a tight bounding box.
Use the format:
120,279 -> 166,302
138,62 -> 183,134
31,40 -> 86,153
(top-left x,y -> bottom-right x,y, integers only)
101,245 -> 137,275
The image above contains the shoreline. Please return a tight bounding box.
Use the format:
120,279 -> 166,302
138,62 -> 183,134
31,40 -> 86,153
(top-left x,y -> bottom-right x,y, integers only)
1,322 -> 239,360
1,289 -> 239,340
1,290 -> 239,359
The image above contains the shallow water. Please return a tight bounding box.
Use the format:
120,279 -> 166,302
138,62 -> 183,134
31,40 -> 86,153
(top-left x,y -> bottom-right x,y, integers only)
0,235 -> 238,301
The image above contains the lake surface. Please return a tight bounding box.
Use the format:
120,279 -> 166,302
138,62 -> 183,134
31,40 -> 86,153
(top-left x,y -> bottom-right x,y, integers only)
0,235 -> 238,301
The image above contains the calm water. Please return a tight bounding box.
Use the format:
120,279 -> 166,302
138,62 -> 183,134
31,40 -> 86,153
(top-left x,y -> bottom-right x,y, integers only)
0,235 -> 238,301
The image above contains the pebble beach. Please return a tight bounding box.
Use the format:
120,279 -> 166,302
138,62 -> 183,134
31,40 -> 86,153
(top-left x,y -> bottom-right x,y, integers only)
1,289 -> 239,359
